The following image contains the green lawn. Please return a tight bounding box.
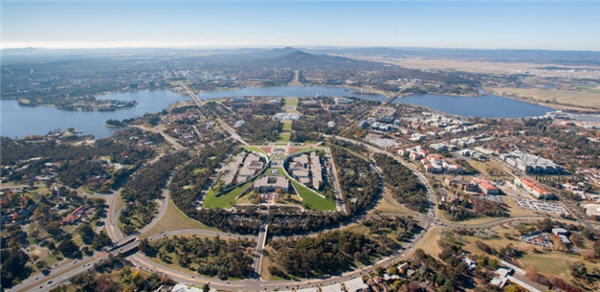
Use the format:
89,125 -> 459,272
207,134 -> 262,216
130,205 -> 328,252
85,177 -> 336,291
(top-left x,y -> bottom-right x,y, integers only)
277,132 -> 291,143
141,199 -> 219,238
285,97 -> 298,106
289,179 -> 335,211
282,121 -> 292,131
243,146 -> 266,155
203,182 -> 251,208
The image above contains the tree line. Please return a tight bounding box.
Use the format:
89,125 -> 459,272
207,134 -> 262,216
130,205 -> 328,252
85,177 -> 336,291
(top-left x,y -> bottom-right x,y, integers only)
373,153 -> 428,213
119,152 -> 189,234
139,235 -> 255,279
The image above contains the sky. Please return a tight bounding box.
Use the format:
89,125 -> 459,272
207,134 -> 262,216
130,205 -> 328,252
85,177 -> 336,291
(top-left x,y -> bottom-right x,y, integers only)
2,0 -> 599,51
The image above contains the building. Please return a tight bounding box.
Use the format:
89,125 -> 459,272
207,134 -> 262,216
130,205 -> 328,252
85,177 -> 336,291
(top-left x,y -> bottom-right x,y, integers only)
445,178 -> 479,193
320,283 -> 343,292
584,203 -> 600,220
501,151 -> 563,174
310,152 -> 323,190
61,205 -> 88,225
521,232 -> 553,248
472,178 -> 500,195
344,277 -> 368,292
552,228 -> 571,245
292,169 -> 310,179
514,177 -> 553,199
273,112 -> 302,121
253,175 -> 289,193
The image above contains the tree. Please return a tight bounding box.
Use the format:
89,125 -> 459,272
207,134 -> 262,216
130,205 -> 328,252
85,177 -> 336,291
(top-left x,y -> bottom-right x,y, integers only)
138,239 -> 156,257
77,223 -> 95,245
1,246 -> 32,288
92,231 -> 112,250
57,239 -> 81,258
536,218 -> 553,232
202,283 -> 210,292
570,262 -> 587,278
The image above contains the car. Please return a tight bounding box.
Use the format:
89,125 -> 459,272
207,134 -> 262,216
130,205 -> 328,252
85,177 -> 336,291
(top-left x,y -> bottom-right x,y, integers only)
47,280 -> 53,284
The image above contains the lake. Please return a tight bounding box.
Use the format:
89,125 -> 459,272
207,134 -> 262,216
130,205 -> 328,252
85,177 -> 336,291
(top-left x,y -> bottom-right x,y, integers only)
393,94 -> 555,118
196,86 -> 386,101
1,86 -> 383,139
1,90 -> 188,139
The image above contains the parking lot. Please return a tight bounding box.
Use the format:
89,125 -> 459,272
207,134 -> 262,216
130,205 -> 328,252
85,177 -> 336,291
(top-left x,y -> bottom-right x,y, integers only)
514,198 -> 569,216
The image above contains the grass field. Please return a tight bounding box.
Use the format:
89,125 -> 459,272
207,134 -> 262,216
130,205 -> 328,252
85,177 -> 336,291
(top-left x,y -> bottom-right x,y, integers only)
492,87 -> 600,110
369,196 -> 408,215
285,97 -> 299,107
289,179 -> 336,211
203,182 -> 251,208
282,121 -> 292,131
277,132 -> 291,143
468,160 -> 508,177
415,226 -> 443,258
141,199 -> 218,238
243,146 -> 267,155
517,251 -> 600,282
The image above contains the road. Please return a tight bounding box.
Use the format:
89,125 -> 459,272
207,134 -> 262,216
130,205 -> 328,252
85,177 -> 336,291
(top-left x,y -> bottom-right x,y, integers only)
132,125 -> 187,151
253,224 -> 269,279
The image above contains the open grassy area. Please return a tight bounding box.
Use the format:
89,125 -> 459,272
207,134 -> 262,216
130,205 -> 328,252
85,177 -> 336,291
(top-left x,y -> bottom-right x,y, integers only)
437,210 -> 511,225
467,160 -> 508,177
203,182 -> 252,209
141,199 -> 219,238
29,246 -> 62,272
492,87 -> 600,110
289,179 -> 336,211
461,225 -> 517,252
285,97 -> 299,107
341,223 -> 370,235
243,146 -> 267,155
369,196 -> 409,215
414,226 -> 443,258
277,132 -> 291,143
517,251 -> 600,283
282,121 -> 292,131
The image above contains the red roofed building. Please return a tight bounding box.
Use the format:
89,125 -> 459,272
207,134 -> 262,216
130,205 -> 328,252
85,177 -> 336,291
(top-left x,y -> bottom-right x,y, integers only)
514,178 -> 553,199
61,205 -> 88,225
472,178 -> 500,195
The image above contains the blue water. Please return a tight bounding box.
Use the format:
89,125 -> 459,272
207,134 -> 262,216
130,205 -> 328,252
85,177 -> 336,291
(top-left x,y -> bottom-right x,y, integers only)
1,90 -> 188,139
197,86 -> 386,101
2,88 -> 559,139
1,86 -> 383,139
393,94 -> 554,118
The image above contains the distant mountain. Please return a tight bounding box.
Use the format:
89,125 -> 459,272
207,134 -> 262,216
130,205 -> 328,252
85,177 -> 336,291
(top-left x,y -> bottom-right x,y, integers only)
229,47 -> 389,70
310,47 -> 600,65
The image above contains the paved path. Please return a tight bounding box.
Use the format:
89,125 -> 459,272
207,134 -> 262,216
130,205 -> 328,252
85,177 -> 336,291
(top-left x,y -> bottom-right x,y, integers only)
254,224 -> 269,279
